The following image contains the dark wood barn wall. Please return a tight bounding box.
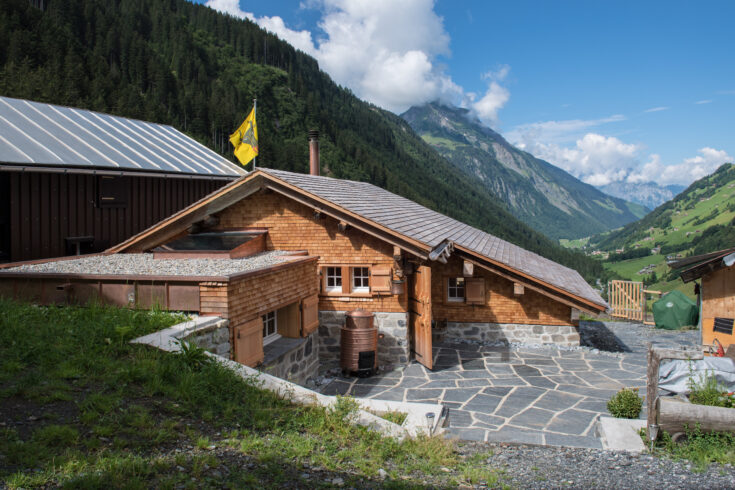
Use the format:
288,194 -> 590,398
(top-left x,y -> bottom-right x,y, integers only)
5,171 -> 230,262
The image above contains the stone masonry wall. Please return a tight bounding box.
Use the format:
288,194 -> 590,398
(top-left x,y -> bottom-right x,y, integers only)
319,311 -> 409,367
182,317 -> 231,358
260,331 -> 320,385
443,322 -> 580,347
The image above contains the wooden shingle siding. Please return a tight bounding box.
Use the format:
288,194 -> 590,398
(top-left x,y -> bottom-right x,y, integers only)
703,265 -> 735,321
217,190 -> 406,313
431,256 -> 572,326
226,258 -> 320,331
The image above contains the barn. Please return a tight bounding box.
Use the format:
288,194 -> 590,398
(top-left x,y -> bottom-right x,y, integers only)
0,96 -> 245,262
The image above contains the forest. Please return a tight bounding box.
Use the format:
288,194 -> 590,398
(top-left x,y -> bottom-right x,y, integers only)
0,0 -> 605,282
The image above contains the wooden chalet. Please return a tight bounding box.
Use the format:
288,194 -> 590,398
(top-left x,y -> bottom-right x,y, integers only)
671,247 -> 735,347
0,96 -> 245,263
103,138 -> 607,371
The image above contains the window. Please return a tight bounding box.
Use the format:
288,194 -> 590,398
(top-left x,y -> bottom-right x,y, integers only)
97,176 -> 128,208
352,267 -> 370,293
325,267 -> 342,292
447,277 -> 465,302
262,311 -> 279,345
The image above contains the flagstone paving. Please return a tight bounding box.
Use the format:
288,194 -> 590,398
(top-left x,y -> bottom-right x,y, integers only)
320,321 -> 699,449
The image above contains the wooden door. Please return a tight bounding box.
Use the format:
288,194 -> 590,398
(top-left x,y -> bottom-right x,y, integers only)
235,317 -> 264,367
409,265 -> 433,370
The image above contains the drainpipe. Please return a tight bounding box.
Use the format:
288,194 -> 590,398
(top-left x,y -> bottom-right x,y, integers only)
309,130 -> 320,176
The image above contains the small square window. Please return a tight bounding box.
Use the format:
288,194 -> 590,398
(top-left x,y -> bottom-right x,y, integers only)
325,267 -> 342,292
262,311 -> 279,345
448,277 -> 465,302
352,267 -> 370,293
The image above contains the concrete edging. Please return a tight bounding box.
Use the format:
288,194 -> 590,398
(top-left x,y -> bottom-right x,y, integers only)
598,417 -> 647,453
131,316 -> 444,440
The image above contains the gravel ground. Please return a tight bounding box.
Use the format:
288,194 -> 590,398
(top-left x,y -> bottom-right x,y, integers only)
1,251 -> 290,277
457,442 -> 735,489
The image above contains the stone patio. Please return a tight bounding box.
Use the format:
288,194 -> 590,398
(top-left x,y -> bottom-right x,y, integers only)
320,321 -> 699,448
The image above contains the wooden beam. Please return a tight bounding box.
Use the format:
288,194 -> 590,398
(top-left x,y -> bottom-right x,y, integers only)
514,283 -> 525,295
646,343 -> 704,439
463,260 -> 474,277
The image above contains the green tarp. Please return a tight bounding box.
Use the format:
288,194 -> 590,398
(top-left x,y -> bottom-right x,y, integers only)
653,290 -> 699,330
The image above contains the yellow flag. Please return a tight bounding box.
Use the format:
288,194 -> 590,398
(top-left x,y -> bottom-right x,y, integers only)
229,106 -> 258,166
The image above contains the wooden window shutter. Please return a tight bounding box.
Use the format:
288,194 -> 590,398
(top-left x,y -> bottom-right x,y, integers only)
371,266 -> 392,293
341,266 -> 350,294
465,277 -> 485,305
301,294 -> 320,337
235,317 -> 264,367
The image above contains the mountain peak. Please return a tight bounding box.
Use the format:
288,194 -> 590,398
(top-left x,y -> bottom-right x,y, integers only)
401,102 -> 645,239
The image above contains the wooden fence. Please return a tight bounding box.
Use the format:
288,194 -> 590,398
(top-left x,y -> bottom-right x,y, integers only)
608,280 -> 662,325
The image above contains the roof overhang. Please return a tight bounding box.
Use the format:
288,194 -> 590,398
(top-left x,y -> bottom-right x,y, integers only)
676,247 -> 735,283
454,247 -> 607,315
0,163 -> 239,180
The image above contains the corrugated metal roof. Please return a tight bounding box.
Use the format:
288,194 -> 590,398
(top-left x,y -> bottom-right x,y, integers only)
261,168 -> 607,308
0,96 -> 246,177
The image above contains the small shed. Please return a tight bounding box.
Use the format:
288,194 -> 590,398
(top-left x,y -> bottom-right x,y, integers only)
671,247 -> 735,347
0,96 -> 246,263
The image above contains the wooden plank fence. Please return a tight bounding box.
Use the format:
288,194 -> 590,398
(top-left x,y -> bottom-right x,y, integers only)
608,280 -> 662,325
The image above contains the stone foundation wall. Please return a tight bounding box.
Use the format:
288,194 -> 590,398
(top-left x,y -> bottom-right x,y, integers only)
443,322 -> 580,347
319,311 -> 409,367
183,317 -> 231,358
260,332 -> 319,385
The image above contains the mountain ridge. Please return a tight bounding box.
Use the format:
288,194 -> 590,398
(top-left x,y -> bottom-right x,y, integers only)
401,102 -> 645,240
598,181 -> 685,210
590,163 -> 735,256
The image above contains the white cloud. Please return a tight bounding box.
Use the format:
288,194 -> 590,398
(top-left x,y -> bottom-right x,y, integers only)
629,148 -> 733,185
204,0 -> 501,115
644,106 -> 669,113
695,99 -> 713,104
519,133 -> 639,186
204,0 -> 316,54
508,114 -> 625,147
469,65 -> 511,126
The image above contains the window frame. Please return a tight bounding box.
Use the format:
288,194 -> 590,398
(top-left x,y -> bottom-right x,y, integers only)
262,310 -> 279,346
447,277 -> 466,303
352,266 -> 370,293
324,266 -> 343,293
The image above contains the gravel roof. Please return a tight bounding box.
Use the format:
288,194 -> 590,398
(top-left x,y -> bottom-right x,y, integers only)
2,251 -> 291,278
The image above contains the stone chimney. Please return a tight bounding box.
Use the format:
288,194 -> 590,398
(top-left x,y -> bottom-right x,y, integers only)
308,129 -> 319,176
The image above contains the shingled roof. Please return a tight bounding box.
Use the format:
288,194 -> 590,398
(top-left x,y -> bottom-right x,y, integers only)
109,168 -> 607,310
261,169 -> 606,309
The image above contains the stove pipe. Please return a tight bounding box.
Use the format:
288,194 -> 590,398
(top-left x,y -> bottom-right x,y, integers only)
309,129 -> 319,176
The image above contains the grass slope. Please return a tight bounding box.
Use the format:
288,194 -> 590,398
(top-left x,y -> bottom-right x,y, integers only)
565,164 -> 735,296
0,300 -> 505,488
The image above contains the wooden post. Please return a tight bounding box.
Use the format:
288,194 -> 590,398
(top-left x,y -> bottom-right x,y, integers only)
646,344 -> 704,439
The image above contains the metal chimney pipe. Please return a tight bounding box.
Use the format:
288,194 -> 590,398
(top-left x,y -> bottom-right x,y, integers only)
308,129 -> 319,176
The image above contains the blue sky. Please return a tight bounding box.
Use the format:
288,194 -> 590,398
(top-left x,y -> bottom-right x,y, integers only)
198,0 -> 734,186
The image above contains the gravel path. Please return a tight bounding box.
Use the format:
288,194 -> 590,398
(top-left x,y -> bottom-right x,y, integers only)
1,251 -> 290,277
457,442 -> 735,489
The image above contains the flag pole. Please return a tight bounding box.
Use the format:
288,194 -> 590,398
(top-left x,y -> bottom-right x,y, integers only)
252,98 -> 257,170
